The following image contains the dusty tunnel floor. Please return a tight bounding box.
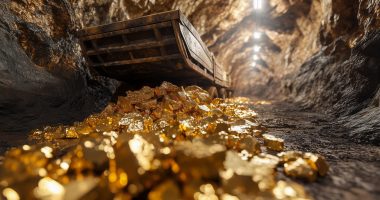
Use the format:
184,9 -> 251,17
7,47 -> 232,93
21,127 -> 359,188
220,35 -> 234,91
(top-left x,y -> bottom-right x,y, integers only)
0,84 -> 379,200
253,101 -> 380,200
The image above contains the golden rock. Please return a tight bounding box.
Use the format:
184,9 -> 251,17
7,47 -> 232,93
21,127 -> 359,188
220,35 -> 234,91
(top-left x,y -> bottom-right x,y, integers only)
148,180 -> 181,200
159,81 -> 180,93
117,96 -> 134,113
272,180 -> 312,200
175,140 -> 226,180
263,134 -> 284,151
119,112 -> 145,133
137,99 -> 158,111
185,85 -> 212,104
64,177 -> 100,199
64,127 -> 79,139
250,154 -> 280,191
284,158 -> 317,182
74,122 -> 94,135
303,153 -> 329,176
222,173 -> 260,198
277,151 -> 304,163
236,136 -> 261,155
0,146 -> 49,186
194,183 -> 219,200
126,86 -> 155,104
163,97 -> 183,111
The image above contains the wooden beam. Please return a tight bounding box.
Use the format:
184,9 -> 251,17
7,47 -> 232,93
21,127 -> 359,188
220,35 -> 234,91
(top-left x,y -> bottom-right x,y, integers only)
85,38 -> 176,56
77,10 -> 180,37
91,54 -> 182,67
80,21 -> 173,41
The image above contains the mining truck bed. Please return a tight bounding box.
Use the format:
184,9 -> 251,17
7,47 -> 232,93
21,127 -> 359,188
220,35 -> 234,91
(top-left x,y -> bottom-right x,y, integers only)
78,10 -> 231,94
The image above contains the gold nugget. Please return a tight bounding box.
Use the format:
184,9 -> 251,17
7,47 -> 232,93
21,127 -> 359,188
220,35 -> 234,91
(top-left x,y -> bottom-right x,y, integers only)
263,134 -> 284,151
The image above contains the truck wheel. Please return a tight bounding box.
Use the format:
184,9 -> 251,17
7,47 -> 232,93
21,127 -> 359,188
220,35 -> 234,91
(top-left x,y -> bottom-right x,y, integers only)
219,88 -> 227,99
207,86 -> 218,98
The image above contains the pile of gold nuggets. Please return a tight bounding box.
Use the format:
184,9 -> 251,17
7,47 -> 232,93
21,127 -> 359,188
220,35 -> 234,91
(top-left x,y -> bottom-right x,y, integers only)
0,82 -> 328,200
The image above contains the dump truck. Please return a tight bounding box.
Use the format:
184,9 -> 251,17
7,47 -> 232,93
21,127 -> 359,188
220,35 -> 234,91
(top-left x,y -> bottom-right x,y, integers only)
78,10 -> 232,98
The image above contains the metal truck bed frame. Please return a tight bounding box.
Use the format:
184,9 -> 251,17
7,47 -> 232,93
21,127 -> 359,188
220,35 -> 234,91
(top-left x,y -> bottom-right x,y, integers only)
78,10 -> 232,95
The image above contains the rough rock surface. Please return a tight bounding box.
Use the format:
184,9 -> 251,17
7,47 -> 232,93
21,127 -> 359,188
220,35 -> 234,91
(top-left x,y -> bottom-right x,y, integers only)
0,0 -> 116,142
254,102 -> 380,200
282,0 -> 380,144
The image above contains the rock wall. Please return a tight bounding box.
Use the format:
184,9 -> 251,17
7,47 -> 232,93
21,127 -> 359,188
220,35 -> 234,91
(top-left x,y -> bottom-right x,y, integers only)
283,0 -> 380,144
0,0 -> 115,137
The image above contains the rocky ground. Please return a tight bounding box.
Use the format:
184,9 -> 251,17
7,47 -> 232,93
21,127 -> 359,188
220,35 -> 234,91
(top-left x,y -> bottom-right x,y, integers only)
1,98 -> 379,200
254,101 -> 380,200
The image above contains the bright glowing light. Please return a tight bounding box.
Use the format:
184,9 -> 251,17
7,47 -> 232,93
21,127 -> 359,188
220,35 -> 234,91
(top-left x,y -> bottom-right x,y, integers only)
253,0 -> 262,10
253,32 -> 262,39
34,177 -> 65,199
2,188 -> 20,200
60,162 -> 70,170
252,62 -> 257,67
253,45 -> 261,52
253,55 -> 259,61
40,146 -> 53,158
22,145 -> 31,151
84,140 -> 95,148
128,135 -> 155,171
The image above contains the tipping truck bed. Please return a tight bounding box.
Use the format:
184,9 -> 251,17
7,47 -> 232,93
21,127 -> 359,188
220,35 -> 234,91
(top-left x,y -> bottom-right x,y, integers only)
78,10 -> 232,97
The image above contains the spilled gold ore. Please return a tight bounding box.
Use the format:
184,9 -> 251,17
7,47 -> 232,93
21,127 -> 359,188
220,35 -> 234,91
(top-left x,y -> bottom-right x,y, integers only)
0,82 -> 328,200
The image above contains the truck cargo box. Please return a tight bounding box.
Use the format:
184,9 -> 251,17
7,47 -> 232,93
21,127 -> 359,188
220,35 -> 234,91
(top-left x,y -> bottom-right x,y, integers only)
78,10 -> 232,95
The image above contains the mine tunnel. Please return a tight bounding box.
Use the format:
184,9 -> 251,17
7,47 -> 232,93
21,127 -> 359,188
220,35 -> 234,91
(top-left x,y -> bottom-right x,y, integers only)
0,0 -> 379,199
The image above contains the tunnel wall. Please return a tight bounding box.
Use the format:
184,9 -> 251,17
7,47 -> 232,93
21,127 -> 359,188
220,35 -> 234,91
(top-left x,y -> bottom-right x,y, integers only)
0,0 -> 116,135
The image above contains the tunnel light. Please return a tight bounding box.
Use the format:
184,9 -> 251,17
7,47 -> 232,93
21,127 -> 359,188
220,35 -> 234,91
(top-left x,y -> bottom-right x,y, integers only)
253,55 -> 259,61
253,45 -> 261,52
253,31 -> 262,39
253,0 -> 262,10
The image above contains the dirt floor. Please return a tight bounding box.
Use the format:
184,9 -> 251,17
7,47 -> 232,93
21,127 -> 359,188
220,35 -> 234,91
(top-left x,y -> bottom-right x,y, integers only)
253,100 -> 380,200
0,99 -> 379,200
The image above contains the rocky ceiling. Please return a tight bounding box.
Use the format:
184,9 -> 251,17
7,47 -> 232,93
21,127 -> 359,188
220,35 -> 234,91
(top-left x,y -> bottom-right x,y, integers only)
0,0 -> 379,143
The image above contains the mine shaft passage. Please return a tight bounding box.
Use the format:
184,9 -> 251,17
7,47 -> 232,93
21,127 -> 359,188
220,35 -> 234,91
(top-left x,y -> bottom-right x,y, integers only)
0,0 -> 379,200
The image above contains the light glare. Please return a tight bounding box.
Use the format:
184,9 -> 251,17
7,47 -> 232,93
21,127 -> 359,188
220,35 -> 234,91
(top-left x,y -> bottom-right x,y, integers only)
254,45 -> 261,52
253,31 -> 261,39
253,0 -> 262,10
253,55 -> 259,61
